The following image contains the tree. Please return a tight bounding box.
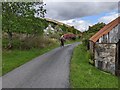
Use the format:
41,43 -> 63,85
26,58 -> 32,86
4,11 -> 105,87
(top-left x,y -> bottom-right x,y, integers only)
82,22 -> 106,39
87,22 -> 106,33
2,2 -> 46,49
60,24 -> 68,34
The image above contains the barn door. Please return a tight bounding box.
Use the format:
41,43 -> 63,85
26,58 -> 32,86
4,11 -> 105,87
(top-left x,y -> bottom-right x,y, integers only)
116,39 -> 120,76
118,39 -> 120,70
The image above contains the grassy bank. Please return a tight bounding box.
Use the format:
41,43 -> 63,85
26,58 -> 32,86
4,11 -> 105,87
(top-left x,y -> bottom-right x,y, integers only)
70,44 -> 118,88
2,44 -> 58,75
65,38 -> 81,45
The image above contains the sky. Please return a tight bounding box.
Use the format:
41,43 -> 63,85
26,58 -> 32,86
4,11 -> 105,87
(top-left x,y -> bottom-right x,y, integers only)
43,1 -> 119,32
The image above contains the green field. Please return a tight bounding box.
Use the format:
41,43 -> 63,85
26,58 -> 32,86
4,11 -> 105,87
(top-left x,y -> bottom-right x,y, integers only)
70,44 -> 118,88
2,45 -> 58,75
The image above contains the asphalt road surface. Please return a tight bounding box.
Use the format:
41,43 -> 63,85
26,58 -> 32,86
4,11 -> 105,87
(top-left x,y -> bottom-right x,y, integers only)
2,42 -> 80,88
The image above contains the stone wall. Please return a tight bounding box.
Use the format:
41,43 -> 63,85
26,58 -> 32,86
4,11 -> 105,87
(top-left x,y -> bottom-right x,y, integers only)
94,43 -> 116,74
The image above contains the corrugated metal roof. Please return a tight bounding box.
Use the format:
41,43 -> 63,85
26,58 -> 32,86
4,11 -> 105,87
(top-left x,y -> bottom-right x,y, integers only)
89,16 -> 120,43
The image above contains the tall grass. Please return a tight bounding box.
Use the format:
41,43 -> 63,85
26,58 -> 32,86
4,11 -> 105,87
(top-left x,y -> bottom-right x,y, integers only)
3,35 -> 58,50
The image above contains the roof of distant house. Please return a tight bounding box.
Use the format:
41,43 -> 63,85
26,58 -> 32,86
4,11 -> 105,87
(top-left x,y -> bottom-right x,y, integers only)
89,16 -> 120,43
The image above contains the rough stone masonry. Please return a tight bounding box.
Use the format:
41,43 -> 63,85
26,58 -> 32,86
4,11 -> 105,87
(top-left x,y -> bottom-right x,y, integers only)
94,44 -> 116,74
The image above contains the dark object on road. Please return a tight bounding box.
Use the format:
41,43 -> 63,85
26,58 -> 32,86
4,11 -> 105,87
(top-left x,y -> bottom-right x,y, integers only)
60,35 -> 65,47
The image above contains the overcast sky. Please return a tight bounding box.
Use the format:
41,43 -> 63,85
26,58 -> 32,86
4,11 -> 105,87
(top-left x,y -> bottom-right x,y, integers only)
43,1 -> 119,32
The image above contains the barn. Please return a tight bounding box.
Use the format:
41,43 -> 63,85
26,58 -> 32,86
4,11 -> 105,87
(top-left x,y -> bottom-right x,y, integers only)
89,16 -> 120,75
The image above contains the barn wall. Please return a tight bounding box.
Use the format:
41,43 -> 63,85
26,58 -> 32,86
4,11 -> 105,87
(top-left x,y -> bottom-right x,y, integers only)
94,43 -> 116,74
89,23 -> 120,75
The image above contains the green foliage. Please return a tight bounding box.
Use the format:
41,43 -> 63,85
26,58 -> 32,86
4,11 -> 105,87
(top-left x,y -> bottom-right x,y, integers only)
87,22 -> 105,33
3,35 -> 58,50
2,2 -> 46,18
83,22 -> 106,40
59,24 -> 81,35
68,26 -> 75,34
20,36 -> 58,50
59,24 -> 67,33
2,2 -> 47,34
2,2 -> 49,49
65,38 -> 81,45
82,38 -> 89,48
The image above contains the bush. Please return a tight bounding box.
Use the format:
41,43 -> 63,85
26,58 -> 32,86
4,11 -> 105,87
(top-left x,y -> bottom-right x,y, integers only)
49,34 -> 60,39
82,38 -> 89,50
3,35 -> 58,50
20,36 -> 57,50
82,39 -> 94,65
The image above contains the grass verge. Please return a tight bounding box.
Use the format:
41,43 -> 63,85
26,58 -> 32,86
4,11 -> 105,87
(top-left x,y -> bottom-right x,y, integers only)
2,44 -> 58,75
70,44 -> 118,88
65,39 -> 81,45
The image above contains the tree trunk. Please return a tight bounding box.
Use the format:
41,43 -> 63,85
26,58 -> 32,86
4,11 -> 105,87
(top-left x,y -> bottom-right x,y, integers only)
7,29 -> 12,49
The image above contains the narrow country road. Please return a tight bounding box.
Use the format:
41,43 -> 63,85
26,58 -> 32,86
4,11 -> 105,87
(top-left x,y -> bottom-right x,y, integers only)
2,42 -> 80,88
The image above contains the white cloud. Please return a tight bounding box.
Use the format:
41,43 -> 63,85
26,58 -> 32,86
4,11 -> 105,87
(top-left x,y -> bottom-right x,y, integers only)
44,0 -> 119,2
59,11 -> 119,32
60,19 -> 92,32
98,12 -> 118,24
44,2 -> 117,20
